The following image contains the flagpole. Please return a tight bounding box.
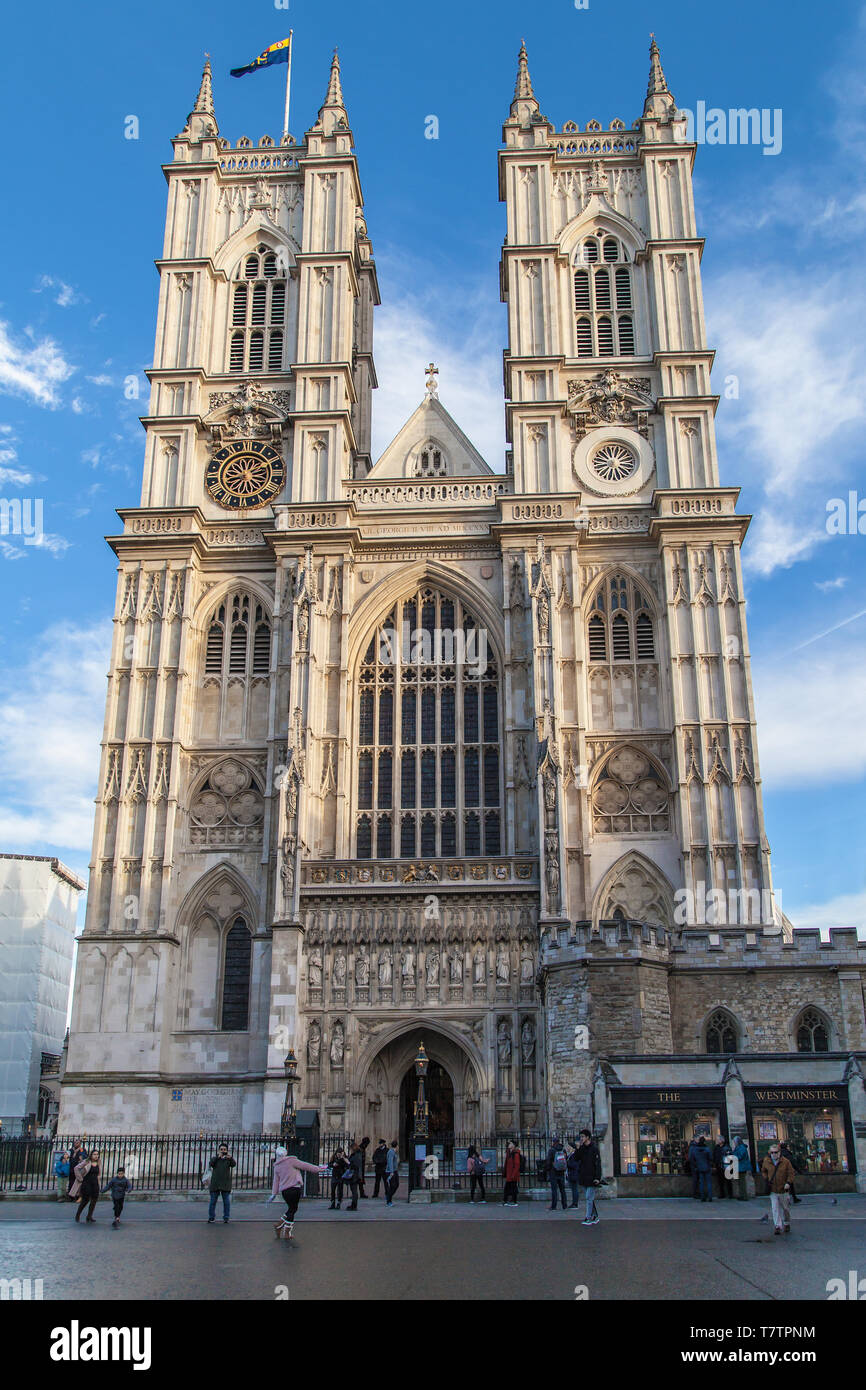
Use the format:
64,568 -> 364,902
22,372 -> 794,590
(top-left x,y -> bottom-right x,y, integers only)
282,30 -> 293,140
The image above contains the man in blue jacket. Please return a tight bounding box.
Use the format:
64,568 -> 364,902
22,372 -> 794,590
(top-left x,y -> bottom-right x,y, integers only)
732,1135 -> 752,1201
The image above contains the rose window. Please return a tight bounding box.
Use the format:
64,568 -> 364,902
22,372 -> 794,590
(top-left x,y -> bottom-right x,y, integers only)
591,442 -> 637,483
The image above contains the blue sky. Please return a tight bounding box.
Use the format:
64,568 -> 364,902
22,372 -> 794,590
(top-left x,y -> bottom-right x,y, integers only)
0,0 -> 863,933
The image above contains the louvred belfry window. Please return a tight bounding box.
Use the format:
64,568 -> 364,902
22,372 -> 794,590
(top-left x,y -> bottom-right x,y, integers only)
202,594 -> 271,679
573,234 -> 636,358
587,573 -> 656,666
355,587 -> 502,858
228,244 -> 287,373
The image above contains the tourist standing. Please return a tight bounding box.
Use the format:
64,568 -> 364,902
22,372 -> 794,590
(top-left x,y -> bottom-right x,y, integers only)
732,1135 -> 752,1201
577,1129 -> 602,1225
502,1140 -> 522,1207
760,1143 -> 796,1234
104,1167 -> 132,1228
467,1145 -> 488,1204
344,1142 -> 363,1210
546,1136 -> 569,1211
385,1140 -> 400,1206
206,1143 -> 236,1223
270,1146 -> 330,1240
692,1136 -> 713,1202
54,1150 -> 70,1201
71,1150 -> 101,1223
565,1140 -> 581,1209
371,1139 -> 388,1197
358,1136 -> 371,1198
712,1135 -> 733,1199
328,1147 -> 348,1209
68,1141 -> 86,1199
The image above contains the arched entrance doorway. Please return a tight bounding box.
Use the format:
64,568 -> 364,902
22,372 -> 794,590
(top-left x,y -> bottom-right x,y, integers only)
399,1059 -> 454,1156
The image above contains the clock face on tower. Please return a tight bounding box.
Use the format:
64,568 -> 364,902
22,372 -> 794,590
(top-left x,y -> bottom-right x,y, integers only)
205,439 -> 286,510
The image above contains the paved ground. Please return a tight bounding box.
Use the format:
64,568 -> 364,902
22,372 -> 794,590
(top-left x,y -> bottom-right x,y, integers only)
2,1195 -> 863,1300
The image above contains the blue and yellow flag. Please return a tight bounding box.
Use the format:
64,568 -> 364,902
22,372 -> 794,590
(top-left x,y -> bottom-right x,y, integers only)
230,37 -> 291,78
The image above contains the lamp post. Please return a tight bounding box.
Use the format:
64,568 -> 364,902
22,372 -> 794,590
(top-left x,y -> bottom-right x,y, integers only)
281,1050 -> 299,1149
413,1041 -> 429,1187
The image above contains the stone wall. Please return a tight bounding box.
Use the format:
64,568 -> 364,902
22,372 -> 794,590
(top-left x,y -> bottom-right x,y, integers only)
670,969 -> 850,1053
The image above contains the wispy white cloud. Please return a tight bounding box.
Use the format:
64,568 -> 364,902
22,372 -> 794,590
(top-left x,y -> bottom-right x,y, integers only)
86,374 -> 113,387
0,619 -> 110,854
34,275 -> 86,308
814,576 -> 848,592
0,320 -> 75,407
791,889 -> 866,935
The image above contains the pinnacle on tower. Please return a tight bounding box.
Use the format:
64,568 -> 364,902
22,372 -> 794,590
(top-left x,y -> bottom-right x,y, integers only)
643,34 -> 676,120
193,56 -> 215,118
178,55 -> 219,140
314,47 -> 349,133
507,39 -> 541,123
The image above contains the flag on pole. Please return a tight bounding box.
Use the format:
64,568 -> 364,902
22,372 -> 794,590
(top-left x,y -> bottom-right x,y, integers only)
230,37 -> 291,78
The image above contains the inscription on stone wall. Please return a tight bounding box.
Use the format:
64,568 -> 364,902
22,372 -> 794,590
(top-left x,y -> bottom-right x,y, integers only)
169,1086 -> 243,1131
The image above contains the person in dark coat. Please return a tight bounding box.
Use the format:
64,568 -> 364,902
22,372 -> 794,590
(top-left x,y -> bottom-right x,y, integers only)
328,1148 -> 348,1209
691,1136 -> 713,1201
779,1142 -> 803,1203
712,1136 -> 733,1199
732,1135 -> 752,1200
103,1168 -> 132,1228
206,1144 -> 236,1223
546,1136 -> 569,1211
68,1142 -> 86,1200
73,1151 -> 101,1223
467,1145 -> 489,1203
577,1129 -> 602,1224
687,1138 -> 700,1198
358,1136 -> 371,1198
371,1140 -> 388,1198
565,1141 -> 581,1209
502,1141 -> 522,1207
344,1142 -> 363,1210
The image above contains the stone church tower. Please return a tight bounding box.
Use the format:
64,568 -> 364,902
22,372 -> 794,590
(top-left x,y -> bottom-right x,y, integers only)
61,43 -> 864,1171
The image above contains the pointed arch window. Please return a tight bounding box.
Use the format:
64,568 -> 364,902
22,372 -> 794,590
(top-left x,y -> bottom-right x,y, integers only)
573,235 -> 636,357
221,917 -> 252,1031
414,442 -> 447,478
795,1008 -> 830,1053
201,593 -> 272,680
354,586 -> 502,858
587,573 -> 656,667
705,1008 -> 738,1054
228,244 -> 288,373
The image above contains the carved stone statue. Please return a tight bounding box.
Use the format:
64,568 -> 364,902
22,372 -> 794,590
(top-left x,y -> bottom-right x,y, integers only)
545,833 -> 560,908
449,948 -> 463,984
497,1019 -> 512,1067
280,836 -> 295,905
333,950 -> 347,988
355,948 -> 369,987
496,945 -> 510,984
537,590 -> 550,643
329,1020 -> 344,1067
473,945 -> 486,985
308,948 -> 323,991
520,947 -> 534,984
307,1020 -> 321,1067
521,1018 -> 536,1067
425,948 -> 440,988
378,947 -> 392,988
401,947 -> 415,984
543,772 -> 556,813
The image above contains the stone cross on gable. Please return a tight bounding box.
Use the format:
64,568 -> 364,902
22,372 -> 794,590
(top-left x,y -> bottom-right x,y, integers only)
424,362 -> 439,396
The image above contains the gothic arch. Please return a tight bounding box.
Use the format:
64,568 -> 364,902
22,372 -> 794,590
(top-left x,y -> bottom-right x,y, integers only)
582,564 -> 660,620
212,218 -> 298,276
792,1005 -> 832,1052
702,1005 -> 741,1054
355,1017 -> 485,1097
193,577 -> 274,627
174,861 -> 261,939
559,205 -> 646,262
347,562 -> 506,674
588,745 -> 673,837
592,849 -> 675,929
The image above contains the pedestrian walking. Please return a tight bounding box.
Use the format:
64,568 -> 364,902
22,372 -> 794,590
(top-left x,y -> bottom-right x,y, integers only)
712,1135 -> 733,1199
344,1141 -> 363,1210
779,1141 -> 803,1204
385,1139 -> 400,1206
546,1136 -> 569,1211
502,1140 -> 522,1207
328,1147 -> 348,1209
732,1135 -> 752,1200
269,1146 -> 330,1241
54,1150 -> 70,1201
71,1150 -> 101,1223
68,1141 -> 86,1199
104,1167 -> 132,1228
761,1143 -> 796,1234
358,1136 -> 371,1198
371,1139 -> 388,1197
577,1129 -> 602,1225
206,1143 -> 236,1223
565,1140 -> 581,1209
467,1145 -> 488,1203
692,1136 -> 713,1202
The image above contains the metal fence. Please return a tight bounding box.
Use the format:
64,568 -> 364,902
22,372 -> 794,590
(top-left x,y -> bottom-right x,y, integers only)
405,1132 -> 554,1195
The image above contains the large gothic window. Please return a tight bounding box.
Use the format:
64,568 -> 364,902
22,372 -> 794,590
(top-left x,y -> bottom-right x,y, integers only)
587,573 -> 659,730
355,587 -> 501,859
221,917 -> 252,1030
705,1008 -> 739,1054
204,593 -> 271,678
228,245 -> 287,374
573,234 -> 635,359
795,1007 -> 830,1053
199,591 -> 271,742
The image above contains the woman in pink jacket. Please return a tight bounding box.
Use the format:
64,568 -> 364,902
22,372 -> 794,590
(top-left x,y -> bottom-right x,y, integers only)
270,1146 -> 329,1239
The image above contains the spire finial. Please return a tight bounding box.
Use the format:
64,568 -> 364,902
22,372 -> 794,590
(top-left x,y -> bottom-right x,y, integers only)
424,362 -> 439,397
324,47 -> 345,109
643,33 -> 676,120
508,39 -> 541,123
314,46 -> 348,134
194,55 -> 215,117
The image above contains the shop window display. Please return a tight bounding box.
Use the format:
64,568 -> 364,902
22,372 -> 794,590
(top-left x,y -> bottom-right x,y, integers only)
751,1108 -> 848,1174
619,1109 -> 722,1175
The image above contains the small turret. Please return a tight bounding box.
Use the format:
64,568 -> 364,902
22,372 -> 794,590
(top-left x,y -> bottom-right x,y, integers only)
312,48 -> 349,136
643,34 -> 676,121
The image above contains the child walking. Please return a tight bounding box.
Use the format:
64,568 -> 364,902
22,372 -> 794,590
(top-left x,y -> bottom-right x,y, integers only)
104,1167 -> 132,1228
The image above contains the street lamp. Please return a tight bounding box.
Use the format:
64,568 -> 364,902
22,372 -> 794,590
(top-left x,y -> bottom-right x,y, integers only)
281,1049 -> 299,1148
412,1041 -> 430,1190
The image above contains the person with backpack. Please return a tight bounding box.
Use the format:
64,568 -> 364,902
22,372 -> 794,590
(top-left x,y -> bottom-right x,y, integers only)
467,1144 -> 488,1203
577,1129 -> 602,1225
546,1136 -> 569,1210
385,1139 -> 400,1206
732,1135 -> 752,1200
53,1150 -> 70,1201
502,1140 -> 522,1207
371,1139 -> 389,1198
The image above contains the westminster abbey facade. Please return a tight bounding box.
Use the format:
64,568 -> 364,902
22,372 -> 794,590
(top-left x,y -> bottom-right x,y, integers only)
61,41 -> 866,1193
